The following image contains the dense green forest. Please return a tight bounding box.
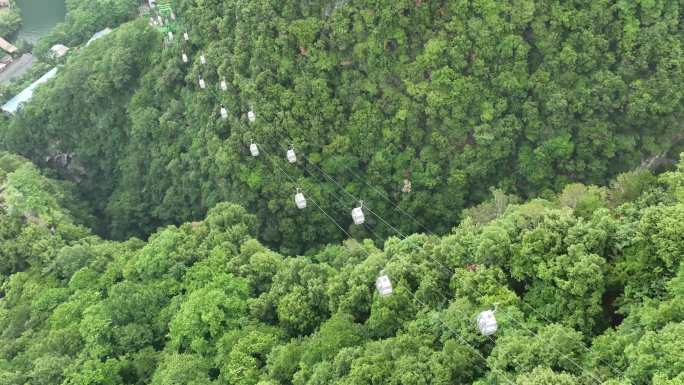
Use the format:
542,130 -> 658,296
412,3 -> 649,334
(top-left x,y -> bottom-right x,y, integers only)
1,151 -> 683,384
1,0 -> 682,253
1,0 -> 684,384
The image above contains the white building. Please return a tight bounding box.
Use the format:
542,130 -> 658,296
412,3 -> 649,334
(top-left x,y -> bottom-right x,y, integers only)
50,44 -> 69,58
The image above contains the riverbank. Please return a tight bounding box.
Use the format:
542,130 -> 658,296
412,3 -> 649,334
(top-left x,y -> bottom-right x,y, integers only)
14,0 -> 66,43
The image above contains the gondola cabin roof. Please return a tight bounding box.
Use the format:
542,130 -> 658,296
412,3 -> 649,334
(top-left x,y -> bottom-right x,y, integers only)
351,205 -> 365,225
287,148 -> 297,163
250,142 -> 259,157
295,191 -> 307,209
476,310 -> 498,336
375,274 -> 393,296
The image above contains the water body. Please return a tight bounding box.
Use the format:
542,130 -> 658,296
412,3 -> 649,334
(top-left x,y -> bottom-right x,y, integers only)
15,0 -> 66,43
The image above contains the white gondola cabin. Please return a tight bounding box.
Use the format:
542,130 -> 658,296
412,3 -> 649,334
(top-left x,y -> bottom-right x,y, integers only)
249,142 -> 259,157
181,53 -> 188,63
200,54 -> 206,65
351,202 -> 365,225
294,189 -> 307,209
183,32 -> 189,41
198,77 -> 206,89
171,12 -> 176,20
286,148 -> 297,163
375,274 -> 393,296
247,110 -> 256,123
220,79 -> 228,91
220,107 -> 228,120
167,31 -> 173,41
476,310 -> 498,336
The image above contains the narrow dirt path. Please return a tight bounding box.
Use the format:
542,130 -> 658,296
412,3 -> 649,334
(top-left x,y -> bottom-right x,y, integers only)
0,53 -> 34,84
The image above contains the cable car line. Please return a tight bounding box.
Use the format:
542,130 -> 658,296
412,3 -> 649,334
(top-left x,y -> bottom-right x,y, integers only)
259,140 -> 609,385
157,7 -> 625,381
303,149 -> 625,380
264,123 -> 625,381
244,109 -> 613,384
265,130 -> 409,237
261,140 -> 604,384
263,149 -> 519,385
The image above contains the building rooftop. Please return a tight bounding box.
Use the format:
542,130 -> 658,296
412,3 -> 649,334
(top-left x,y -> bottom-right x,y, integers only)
50,44 -> 69,58
2,67 -> 58,115
86,28 -> 112,46
0,37 -> 17,54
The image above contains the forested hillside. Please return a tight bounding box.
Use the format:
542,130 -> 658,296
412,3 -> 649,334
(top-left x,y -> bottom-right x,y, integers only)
1,0 -> 683,253
1,151 -> 683,384
1,2 -> 683,382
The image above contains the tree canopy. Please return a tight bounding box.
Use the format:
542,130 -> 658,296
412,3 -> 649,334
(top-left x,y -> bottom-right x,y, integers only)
0,150 -> 683,384
1,0 -> 682,254
1,0 -> 683,383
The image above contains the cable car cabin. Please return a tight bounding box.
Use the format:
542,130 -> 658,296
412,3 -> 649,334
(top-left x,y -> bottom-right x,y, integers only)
351,204 -> 365,225
198,77 -> 206,89
167,31 -> 173,41
171,12 -> 176,20
294,190 -> 307,209
476,310 -> 498,336
247,110 -> 256,123
220,107 -> 228,120
200,55 -> 206,65
220,79 -> 228,91
375,274 -> 393,296
402,179 -> 412,193
183,32 -> 189,41
286,148 -> 297,163
182,53 -> 188,63
250,142 -> 259,157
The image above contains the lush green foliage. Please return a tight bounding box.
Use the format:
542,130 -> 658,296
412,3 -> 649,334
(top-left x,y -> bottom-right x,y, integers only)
0,0 -> 682,254
1,150 -> 683,384
1,1 -> 683,381
0,3 -> 21,38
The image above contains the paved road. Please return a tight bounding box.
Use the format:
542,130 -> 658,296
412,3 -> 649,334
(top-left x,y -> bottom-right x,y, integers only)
0,54 -> 34,84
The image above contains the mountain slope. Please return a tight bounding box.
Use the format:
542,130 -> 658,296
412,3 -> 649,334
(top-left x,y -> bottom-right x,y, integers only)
1,0 -> 682,253
1,152 -> 683,384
